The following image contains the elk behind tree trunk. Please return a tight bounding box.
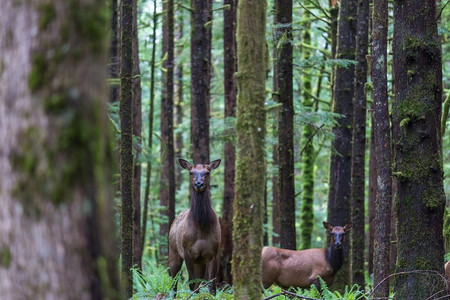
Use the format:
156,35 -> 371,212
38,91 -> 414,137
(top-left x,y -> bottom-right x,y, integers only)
262,222 -> 352,289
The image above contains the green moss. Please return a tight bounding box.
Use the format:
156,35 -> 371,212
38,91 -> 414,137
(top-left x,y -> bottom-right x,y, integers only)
0,247 -> 11,268
407,69 -> 415,77
28,54 -> 47,91
38,3 -> 56,30
423,187 -> 445,210
69,1 -> 109,53
400,117 -> 410,127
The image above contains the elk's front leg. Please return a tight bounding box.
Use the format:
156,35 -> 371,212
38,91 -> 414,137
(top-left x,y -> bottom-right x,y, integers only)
184,253 -> 197,291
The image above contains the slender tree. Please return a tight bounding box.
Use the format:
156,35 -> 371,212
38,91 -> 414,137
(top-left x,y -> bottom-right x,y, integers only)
174,10 -> 184,190
232,0 -> 267,297
160,0 -> 176,260
300,10 -> 314,251
218,0 -> 237,286
372,0 -> 391,296
141,0 -> 158,258
350,0 -> 369,288
368,114 -> 376,276
392,0 -> 446,297
132,0 -> 143,270
274,0 -> 295,250
191,0 -> 212,164
327,0 -> 357,290
120,0 -> 134,296
109,0 -> 120,103
0,1 -> 121,298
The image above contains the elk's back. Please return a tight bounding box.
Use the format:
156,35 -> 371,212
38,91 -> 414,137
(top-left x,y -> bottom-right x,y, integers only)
262,246 -> 334,289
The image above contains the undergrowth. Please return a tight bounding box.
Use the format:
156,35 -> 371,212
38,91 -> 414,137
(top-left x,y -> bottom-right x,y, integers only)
132,263 -> 367,300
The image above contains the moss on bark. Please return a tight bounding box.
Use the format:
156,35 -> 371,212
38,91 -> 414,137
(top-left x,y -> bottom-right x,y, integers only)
232,0 -> 267,298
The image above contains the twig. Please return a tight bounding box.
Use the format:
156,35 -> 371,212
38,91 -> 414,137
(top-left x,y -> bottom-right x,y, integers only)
297,2 -> 330,26
298,124 -> 325,158
437,0 -> 450,20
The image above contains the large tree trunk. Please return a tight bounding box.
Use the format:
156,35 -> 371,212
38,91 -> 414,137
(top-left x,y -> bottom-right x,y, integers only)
372,0 -> 391,297
350,0 -> 369,288
132,0 -> 143,270
274,0 -> 295,251
392,0 -> 446,298
120,0 -> 134,297
327,0 -> 357,290
160,0 -> 176,262
218,0 -> 237,286
300,11 -> 315,251
191,0 -> 212,164
368,114 -> 376,276
0,1 -> 121,299
232,0 -> 267,297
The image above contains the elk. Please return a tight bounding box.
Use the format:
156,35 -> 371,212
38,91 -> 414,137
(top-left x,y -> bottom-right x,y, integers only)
262,221 -> 352,289
169,158 -> 221,294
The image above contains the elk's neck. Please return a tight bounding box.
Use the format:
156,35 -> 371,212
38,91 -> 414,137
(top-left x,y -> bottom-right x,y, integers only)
189,190 -> 216,228
326,246 -> 344,274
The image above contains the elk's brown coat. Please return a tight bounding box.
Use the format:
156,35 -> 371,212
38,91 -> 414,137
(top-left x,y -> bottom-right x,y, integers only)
262,222 -> 352,289
169,158 -> 221,294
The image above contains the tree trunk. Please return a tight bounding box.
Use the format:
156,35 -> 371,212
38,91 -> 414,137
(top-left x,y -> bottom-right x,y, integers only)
174,10 -> 184,190
272,145 -> 280,246
274,0 -> 295,251
232,0 -> 267,297
218,0 -> 237,286
327,0 -> 357,290
132,0 -> 143,270
372,2 -> 391,295
350,0 -> 369,288
120,0 -> 134,296
141,0 -> 157,259
300,11 -> 315,251
159,0 -> 176,262
109,0 -> 119,103
392,0 -> 446,298
368,113 -> 376,276
0,1 -> 121,299
191,0 -> 212,164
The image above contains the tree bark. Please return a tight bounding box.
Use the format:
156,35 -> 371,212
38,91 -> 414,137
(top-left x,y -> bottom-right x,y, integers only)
232,0 -> 267,297
218,0 -> 237,286
300,11 -> 315,251
274,0 -> 295,251
109,0 -> 119,103
191,0 -> 212,164
392,0 -> 446,298
141,0 -> 157,260
368,113 -> 376,276
120,0 -> 134,296
174,9 -> 184,190
132,0 -> 142,270
350,0 -> 369,288
0,1 -> 121,298
160,0 -> 176,261
327,0 -> 357,290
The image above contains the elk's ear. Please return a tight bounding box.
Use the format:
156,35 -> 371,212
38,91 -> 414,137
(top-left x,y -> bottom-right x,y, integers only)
178,158 -> 193,170
323,221 -> 333,231
343,222 -> 353,232
208,159 -> 221,170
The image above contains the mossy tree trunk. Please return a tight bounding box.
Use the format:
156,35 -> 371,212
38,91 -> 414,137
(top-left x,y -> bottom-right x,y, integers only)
218,0 -> 237,286
327,0 -> 357,291
372,0 -> 391,297
120,0 -> 134,297
368,114 -> 376,275
274,0 -> 295,251
141,0 -> 158,259
0,1 -> 121,298
392,0 -> 446,298
232,0 -> 267,297
132,0 -> 143,270
299,12 -> 314,251
191,0 -> 212,164
350,0 -> 369,288
160,0 -> 176,262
